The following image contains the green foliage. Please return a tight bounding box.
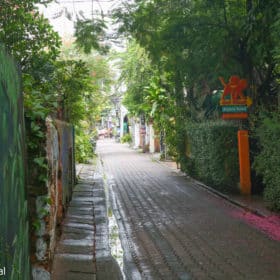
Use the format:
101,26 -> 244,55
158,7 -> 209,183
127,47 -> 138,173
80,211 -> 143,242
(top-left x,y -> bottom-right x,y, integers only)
53,59 -> 93,124
183,121 -> 239,192
0,0 -> 61,70
0,1 -> 113,275
115,0 -> 280,205
115,0 -> 280,126
75,19 -> 110,55
25,117 -> 48,186
116,0 -> 280,99
272,6 -> 280,79
75,126 -> 95,163
121,133 -> 132,144
1,0 -> 111,165
32,219 -> 41,232
0,0 -> 61,180
24,63 -> 54,187
119,40 -> 154,115
118,41 -> 179,155
24,47 -> 112,169
0,0 -> 61,189
60,45 -> 112,124
253,112 -> 280,211
60,45 -> 112,162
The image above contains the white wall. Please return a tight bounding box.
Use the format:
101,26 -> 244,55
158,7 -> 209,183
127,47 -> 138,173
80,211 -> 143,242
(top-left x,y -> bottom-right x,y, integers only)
145,123 -> 150,149
134,122 -> 140,149
149,124 -> 155,153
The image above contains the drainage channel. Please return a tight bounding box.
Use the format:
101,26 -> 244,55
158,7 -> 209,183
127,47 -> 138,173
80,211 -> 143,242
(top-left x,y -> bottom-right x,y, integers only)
103,173 -> 126,280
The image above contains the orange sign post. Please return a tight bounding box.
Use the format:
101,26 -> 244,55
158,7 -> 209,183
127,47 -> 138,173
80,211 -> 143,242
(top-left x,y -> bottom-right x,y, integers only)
238,130 -> 251,194
219,76 -> 252,194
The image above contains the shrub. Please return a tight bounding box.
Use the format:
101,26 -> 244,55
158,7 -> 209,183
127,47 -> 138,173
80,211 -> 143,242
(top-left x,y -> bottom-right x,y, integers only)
183,121 -> 239,192
121,133 -> 132,143
75,128 -> 94,163
253,113 -> 280,211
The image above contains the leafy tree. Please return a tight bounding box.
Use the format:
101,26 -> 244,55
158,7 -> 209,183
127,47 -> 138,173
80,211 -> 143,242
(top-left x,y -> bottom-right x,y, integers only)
53,59 -> 93,124
117,41 -> 178,156
60,44 -> 112,125
270,4 -> 280,86
118,40 -> 154,115
115,0 -> 280,108
59,44 -> 113,162
75,18 -> 110,55
114,0 -> 280,198
0,1 -> 62,164
0,0 -> 61,70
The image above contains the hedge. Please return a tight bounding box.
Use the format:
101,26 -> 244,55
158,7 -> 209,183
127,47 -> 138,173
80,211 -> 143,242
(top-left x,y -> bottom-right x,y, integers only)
182,121 -> 239,192
253,114 -> 280,211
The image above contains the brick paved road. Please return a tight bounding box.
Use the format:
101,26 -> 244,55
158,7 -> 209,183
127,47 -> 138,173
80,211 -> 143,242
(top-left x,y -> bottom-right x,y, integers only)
97,139 -> 280,280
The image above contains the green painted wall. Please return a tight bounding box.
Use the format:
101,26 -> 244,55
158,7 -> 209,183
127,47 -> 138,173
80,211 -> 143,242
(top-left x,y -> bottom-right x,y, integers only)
0,46 -> 30,279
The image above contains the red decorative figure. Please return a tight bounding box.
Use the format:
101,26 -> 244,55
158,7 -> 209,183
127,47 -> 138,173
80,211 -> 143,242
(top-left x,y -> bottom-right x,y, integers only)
219,75 -> 248,105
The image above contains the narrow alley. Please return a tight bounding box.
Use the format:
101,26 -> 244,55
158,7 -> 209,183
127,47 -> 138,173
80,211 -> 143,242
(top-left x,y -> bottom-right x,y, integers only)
2,2 -> 280,280
97,139 -> 280,280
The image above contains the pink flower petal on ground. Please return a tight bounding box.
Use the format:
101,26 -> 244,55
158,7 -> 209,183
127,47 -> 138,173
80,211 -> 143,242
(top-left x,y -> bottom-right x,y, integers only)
231,211 -> 280,241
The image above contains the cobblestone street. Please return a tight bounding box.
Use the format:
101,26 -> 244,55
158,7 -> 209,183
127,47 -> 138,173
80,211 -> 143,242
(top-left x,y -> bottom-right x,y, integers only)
97,139 -> 280,280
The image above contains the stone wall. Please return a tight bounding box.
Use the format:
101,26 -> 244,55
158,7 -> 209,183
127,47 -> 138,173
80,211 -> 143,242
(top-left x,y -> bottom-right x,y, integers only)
46,118 -> 75,238
32,118 -> 75,279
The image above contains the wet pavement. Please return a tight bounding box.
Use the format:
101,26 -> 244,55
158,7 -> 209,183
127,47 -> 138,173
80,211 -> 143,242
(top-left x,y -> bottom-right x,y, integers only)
97,139 -> 280,280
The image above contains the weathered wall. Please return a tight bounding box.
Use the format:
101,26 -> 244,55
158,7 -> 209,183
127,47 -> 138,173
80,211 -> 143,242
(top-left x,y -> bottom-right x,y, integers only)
31,118 -> 75,279
55,120 -> 75,209
45,118 -> 75,263
46,118 -> 75,227
0,47 -> 30,279
46,118 -> 60,262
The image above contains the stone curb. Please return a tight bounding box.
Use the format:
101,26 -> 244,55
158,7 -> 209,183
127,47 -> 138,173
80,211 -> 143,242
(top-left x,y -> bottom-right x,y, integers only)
51,165 -> 97,280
